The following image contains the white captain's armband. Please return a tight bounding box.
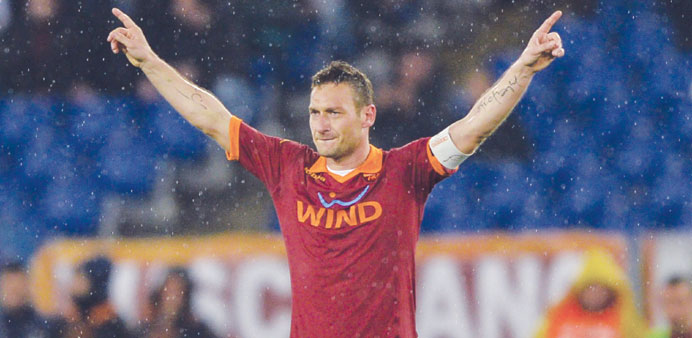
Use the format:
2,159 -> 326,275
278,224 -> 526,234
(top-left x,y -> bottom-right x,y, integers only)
429,127 -> 471,170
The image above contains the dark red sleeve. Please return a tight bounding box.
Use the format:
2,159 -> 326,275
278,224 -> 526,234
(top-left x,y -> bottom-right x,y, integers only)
393,137 -> 458,201
225,116 -> 308,189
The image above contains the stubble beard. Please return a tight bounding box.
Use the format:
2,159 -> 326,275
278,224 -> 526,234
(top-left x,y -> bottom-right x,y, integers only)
316,138 -> 356,161
317,142 -> 344,160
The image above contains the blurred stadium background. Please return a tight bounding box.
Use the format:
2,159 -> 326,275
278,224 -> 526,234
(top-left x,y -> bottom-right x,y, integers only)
1,0 -> 691,337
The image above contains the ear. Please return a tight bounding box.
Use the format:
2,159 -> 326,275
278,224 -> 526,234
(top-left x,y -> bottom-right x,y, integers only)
361,104 -> 376,128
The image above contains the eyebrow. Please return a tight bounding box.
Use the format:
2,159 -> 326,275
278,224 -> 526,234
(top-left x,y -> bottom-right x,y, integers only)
308,106 -> 345,112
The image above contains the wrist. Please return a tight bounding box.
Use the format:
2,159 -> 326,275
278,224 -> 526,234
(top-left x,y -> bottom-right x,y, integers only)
510,59 -> 537,78
140,51 -> 161,73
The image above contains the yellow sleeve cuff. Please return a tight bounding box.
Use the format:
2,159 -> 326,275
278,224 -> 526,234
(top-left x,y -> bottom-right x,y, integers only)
225,116 -> 242,161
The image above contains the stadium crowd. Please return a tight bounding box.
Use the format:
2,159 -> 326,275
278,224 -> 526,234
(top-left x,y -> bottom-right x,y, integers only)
0,259 -> 217,337
0,0 -> 691,262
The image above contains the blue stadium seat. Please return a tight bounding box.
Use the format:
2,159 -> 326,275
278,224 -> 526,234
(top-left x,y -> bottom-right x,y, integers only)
40,175 -> 101,235
97,126 -> 157,195
281,20 -> 322,88
600,190 -> 633,231
422,171 -> 475,232
560,174 -> 610,228
592,82 -> 634,144
213,75 -> 260,124
21,127 -> 76,188
0,190 -> 48,261
488,51 -> 518,79
559,17 -> 610,103
423,190 -> 473,232
680,204 -> 692,229
615,142 -> 660,183
515,191 -> 556,229
644,48 -> 688,97
594,1 -> 629,33
520,82 -> 558,143
146,102 -> 207,160
0,140 -> 21,181
621,12 -> 672,70
673,100 -> 692,145
68,96 -> 130,154
0,96 -> 54,148
481,162 -> 535,230
651,155 -> 690,228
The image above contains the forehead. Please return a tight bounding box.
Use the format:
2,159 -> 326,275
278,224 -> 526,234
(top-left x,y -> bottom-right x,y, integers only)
665,283 -> 692,296
309,83 -> 356,110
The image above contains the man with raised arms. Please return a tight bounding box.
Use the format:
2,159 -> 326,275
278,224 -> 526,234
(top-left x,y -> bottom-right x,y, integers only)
107,8 -> 564,337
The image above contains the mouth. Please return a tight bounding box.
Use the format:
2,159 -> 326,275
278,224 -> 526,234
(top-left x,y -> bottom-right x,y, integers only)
316,137 -> 336,142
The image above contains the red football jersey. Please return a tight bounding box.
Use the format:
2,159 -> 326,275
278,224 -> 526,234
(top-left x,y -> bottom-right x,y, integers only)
226,116 -> 456,337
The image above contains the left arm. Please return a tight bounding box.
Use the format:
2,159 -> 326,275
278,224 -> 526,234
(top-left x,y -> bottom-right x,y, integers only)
448,10 -> 565,155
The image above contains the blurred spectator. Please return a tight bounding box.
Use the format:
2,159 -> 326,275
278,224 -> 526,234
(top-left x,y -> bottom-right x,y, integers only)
167,0 -> 213,87
61,0 -> 134,94
0,261 -> 49,337
0,0 -> 10,33
661,0 -> 692,52
648,276 -> 692,338
349,0 -> 421,51
1,0 -> 71,93
138,268 -> 216,338
57,256 -> 132,338
533,249 -> 647,338
374,50 -> 449,148
309,0 -> 355,60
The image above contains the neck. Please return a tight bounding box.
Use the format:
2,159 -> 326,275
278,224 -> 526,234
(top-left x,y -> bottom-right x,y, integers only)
326,141 -> 371,171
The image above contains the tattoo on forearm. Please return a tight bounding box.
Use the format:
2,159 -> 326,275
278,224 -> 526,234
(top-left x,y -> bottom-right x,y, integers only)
190,92 -> 208,109
174,87 -> 188,99
175,87 -> 209,110
475,75 -> 519,113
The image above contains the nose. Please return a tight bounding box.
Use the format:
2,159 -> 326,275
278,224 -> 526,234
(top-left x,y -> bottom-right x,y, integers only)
313,113 -> 331,133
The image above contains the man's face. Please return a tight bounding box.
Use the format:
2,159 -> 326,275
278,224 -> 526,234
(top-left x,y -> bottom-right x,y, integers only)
309,83 -> 369,160
69,272 -> 91,298
577,282 -> 616,312
662,283 -> 692,328
0,271 -> 29,310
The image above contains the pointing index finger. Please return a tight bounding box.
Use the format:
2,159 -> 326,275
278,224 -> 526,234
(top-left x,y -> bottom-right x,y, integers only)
536,10 -> 563,34
112,8 -> 137,29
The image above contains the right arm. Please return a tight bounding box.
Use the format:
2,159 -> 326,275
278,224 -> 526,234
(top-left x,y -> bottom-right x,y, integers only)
107,8 -> 231,151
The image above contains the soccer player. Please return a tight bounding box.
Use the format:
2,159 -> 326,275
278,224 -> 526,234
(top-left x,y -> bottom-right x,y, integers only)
107,8 -> 564,337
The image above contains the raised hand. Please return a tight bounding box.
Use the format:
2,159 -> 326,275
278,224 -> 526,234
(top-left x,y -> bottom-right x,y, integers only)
106,8 -> 156,68
517,11 -> 565,73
